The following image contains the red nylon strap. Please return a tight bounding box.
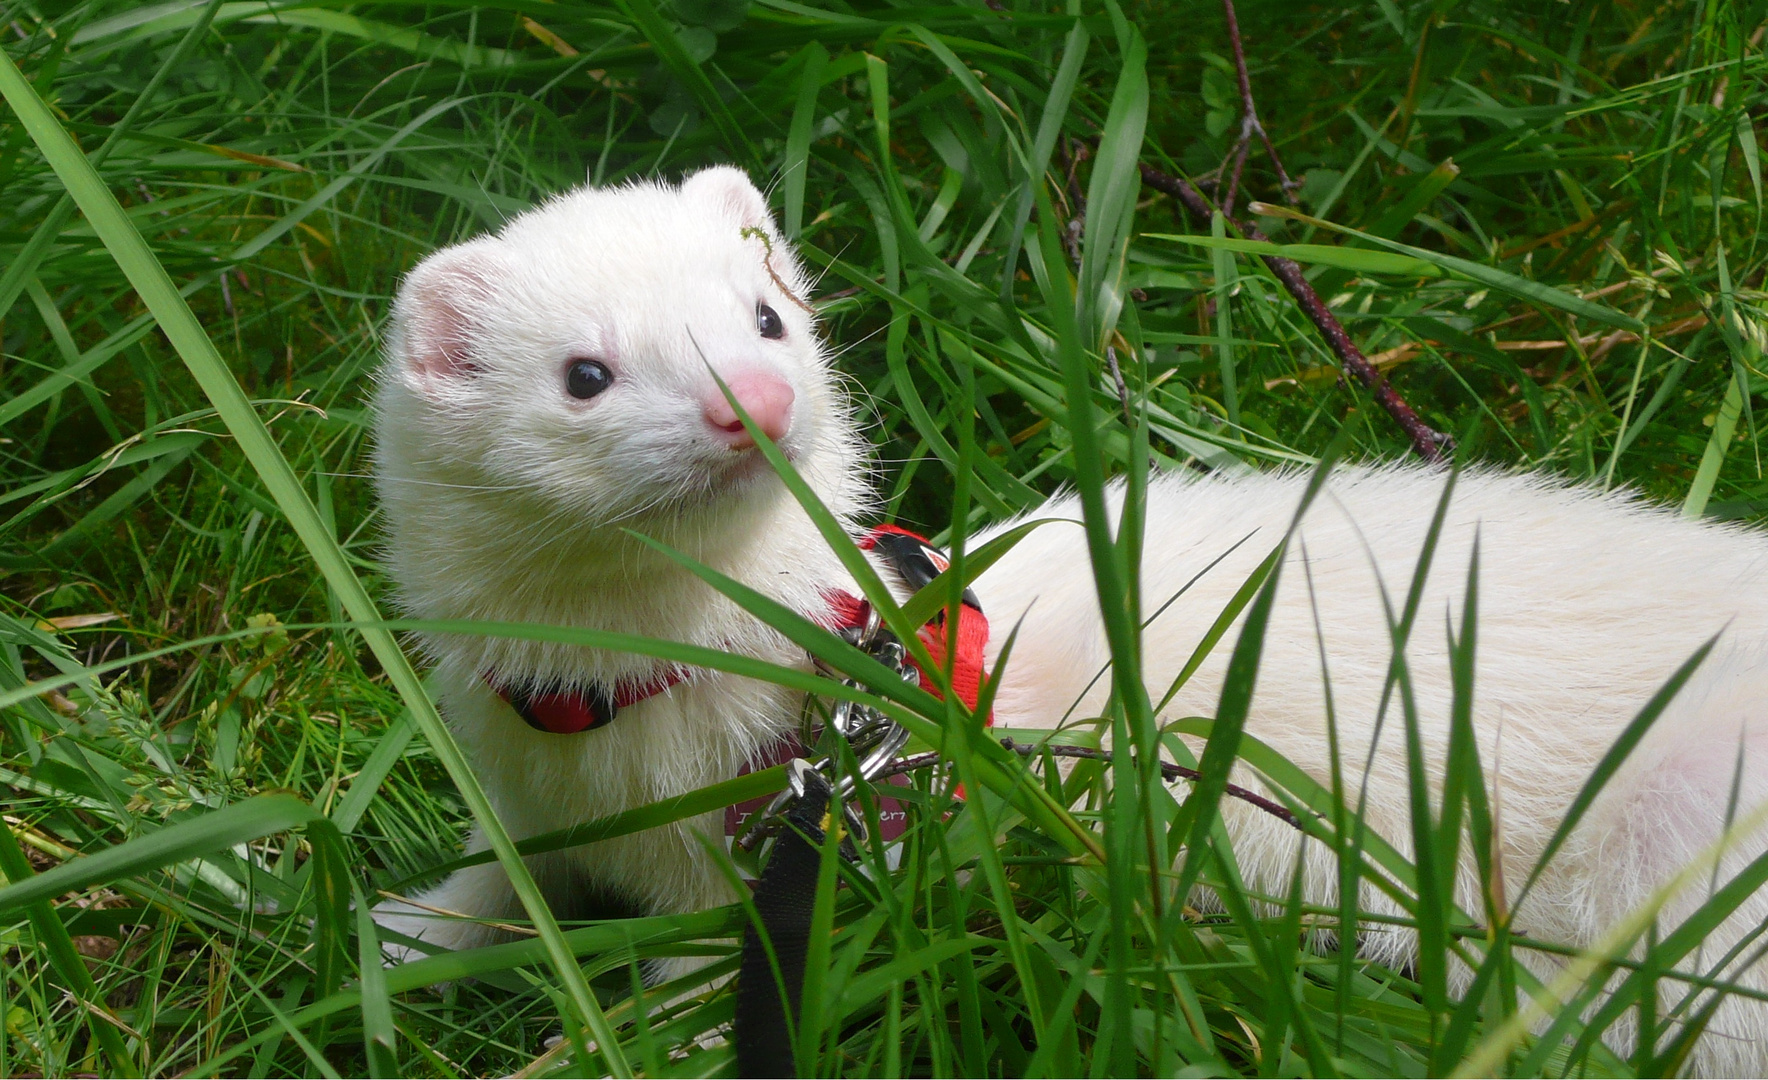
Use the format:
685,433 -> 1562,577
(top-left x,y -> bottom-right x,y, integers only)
844,525 -> 993,725
727,526 -> 992,834
485,525 -> 991,735
490,668 -> 691,735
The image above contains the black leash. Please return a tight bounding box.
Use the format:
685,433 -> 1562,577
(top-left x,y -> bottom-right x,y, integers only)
733,531 -> 977,1078
732,613 -> 914,1079
734,765 -> 834,1077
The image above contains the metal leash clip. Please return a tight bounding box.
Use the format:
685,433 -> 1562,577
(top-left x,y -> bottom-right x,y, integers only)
736,603 -> 916,856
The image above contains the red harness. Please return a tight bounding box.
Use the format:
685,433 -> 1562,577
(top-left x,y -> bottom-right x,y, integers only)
486,525 -> 992,734
489,668 -> 690,735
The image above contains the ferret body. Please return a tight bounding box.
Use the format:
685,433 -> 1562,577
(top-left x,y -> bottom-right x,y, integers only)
986,469 -> 1768,1074
372,168 -> 1768,1071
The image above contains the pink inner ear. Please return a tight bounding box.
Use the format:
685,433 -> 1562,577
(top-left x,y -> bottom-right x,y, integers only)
406,288 -> 475,380
394,249 -> 499,386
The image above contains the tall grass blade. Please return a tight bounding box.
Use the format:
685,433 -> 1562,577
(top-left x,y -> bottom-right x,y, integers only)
351,884 -> 398,1077
0,51 -> 629,1073
0,826 -> 141,1076
1252,201 -> 1646,331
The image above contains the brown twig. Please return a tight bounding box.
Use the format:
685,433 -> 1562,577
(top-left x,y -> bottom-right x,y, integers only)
1117,0 -> 1451,463
874,739 -> 1306,829
1139,162 -> 1449,463
1049,0 -> 1449,460
877,750 -> 943,777
1105,346 -> 1133,426
1055,137 -> 1089,268
1000,738 -> 1304,827
1219,0 -> 1299,215
1063,137 -> 1090,218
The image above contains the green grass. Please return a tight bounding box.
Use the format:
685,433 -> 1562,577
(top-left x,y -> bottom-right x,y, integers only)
1,0 -> 1766,1074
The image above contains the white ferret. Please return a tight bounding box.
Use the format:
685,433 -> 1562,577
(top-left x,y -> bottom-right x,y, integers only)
372,166 -> 1768,1071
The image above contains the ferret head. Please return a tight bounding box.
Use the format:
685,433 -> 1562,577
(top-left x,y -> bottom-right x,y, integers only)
373,168 -> 864,572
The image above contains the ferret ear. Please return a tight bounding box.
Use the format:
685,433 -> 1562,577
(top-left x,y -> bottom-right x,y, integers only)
681,165 -> 775,233
389,242 -> 504,395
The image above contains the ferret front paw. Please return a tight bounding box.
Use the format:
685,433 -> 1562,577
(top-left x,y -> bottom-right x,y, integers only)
373,888 -> 512,966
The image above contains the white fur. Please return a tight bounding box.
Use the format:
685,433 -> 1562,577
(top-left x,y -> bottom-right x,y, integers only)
975,467 -> 1768,1074
372,170 -> 1768,1070
371,168 -> 868,969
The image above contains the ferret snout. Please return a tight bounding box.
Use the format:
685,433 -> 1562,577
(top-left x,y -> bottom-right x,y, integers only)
703,371 -> 794,449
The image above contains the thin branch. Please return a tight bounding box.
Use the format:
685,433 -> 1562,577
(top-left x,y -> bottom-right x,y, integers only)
1222,135 -> 1252,220
1001,738 -> 1305,828
876,750 -> 943,777
1057,136 -> 1089,269
1220,0 -> 1299,214
874,739 -> 1307,829
1138,161 -> 1451,463
1060,0 -> 1449,461
1115,0 -> 1448,461
1105,346 -> 1133,426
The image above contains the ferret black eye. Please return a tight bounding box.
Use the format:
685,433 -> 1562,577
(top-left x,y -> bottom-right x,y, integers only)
756,303 -> 784,340
565,359 -> 613,400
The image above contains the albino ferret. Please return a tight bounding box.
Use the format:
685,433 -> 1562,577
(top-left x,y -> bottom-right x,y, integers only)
371,166 -> 1768,1071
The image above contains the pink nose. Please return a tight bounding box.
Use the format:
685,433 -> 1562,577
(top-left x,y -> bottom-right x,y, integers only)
704,372 -> 794,449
